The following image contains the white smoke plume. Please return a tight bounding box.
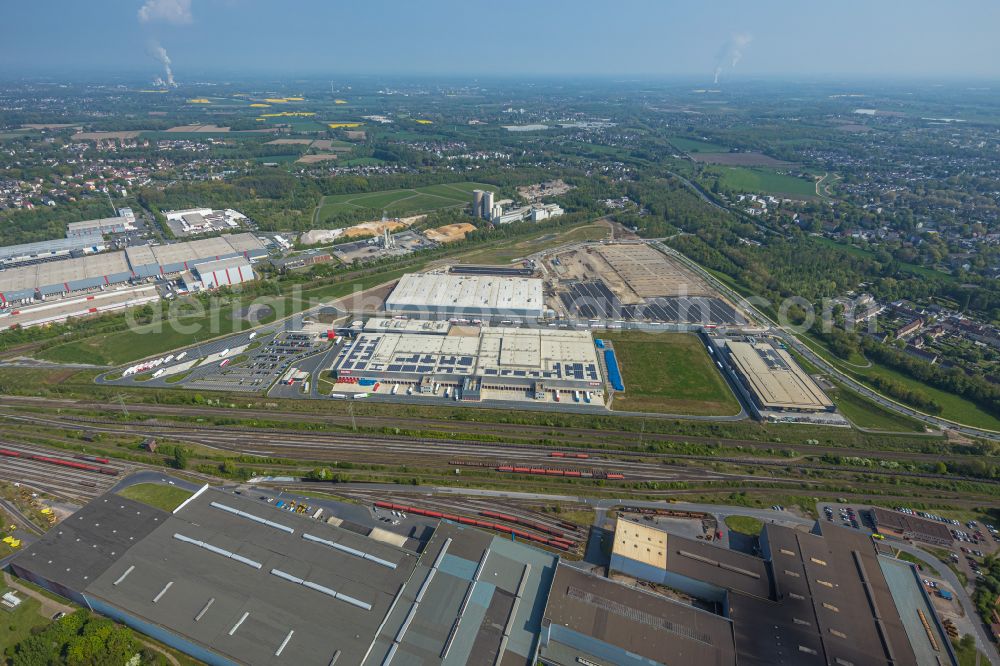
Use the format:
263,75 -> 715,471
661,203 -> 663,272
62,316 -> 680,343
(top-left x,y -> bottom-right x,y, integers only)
138,0 -> 192,24
149,42 -> 177,87
713,33 -> 753,84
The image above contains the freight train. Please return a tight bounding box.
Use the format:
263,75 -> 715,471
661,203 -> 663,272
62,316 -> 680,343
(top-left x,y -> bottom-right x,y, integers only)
496,466 -> 624,480
0,448 -> 119,476
478,510 -> 577,538
374,501 -> 575,551
448,459 -> 623,480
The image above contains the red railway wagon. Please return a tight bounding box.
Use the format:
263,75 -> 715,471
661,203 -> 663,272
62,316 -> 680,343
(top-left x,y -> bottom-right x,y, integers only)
480,510 -> 569,538
23,454 -> 120,476
549,452 -> 590,459
0,448 -> 23,457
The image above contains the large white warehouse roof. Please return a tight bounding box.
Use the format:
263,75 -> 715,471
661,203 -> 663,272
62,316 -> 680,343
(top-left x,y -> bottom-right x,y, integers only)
384,273 -> 544,317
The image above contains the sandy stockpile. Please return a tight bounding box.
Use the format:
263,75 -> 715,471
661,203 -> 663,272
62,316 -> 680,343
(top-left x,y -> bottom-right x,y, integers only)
423,222 -> 477,243
301,215 -> 426,244
300,228 -> 345,245
165,124 -> 231,132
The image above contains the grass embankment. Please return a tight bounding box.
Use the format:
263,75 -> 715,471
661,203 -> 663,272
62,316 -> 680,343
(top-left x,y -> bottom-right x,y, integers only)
602,331 -> 741,416
724,515 -> 764,535
118,483 -> 193,512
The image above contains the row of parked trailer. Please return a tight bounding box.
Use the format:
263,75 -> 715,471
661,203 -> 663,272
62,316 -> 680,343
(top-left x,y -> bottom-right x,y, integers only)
374,501 -> 576,551
122,351 -> 188,377
0,448 -> 119,476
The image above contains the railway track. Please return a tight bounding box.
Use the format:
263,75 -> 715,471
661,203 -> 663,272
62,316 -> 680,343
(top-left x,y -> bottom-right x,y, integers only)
0,441 -> 127,502
1,410 -> 992,488
0,396 -> 956,461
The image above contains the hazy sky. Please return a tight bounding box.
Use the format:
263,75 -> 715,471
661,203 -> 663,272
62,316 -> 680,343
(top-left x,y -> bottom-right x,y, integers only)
2,0 -> 999,81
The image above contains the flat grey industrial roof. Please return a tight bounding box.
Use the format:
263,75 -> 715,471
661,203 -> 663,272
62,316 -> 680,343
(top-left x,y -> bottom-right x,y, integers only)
363,521 -> 557,666
224,232 -> 267,254
11,487 -> 564,666
81,488 -> 418,666
0,251 -> 132,294
0,233 -> 104,261
66,216 -> 130,233
10,496 -> 168,592
385,273 -> 544,314
741,522 -> 918,666
541,564 -> 737,666
651,524 -> 772,600
617,518 -> 924,666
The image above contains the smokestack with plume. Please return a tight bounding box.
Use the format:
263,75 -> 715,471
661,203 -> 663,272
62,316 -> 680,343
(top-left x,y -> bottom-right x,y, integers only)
713,33 -> 753,84
149,42 -> 177,87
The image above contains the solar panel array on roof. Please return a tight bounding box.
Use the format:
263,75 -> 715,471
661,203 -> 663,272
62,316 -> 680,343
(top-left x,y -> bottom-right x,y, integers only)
560,280 -> 743,325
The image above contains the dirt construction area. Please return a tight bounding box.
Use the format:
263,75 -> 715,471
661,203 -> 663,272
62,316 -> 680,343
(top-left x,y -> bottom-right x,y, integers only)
549,242 -> 715,304
423,222 -> 476,243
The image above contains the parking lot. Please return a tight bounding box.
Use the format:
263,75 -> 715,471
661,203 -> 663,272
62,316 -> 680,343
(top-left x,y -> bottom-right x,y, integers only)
820,501 -> 1000,586
191,330 -> 332,394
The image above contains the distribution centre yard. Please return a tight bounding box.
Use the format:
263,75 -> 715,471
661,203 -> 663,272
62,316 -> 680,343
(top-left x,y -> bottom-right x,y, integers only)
314,182 -> 499,225
601,331 -> 742,416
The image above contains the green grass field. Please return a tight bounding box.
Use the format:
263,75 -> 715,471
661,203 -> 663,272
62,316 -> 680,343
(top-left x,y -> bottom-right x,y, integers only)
38,295 -> 292,366
601,332 -> 742,416
668,136 -> 728,153
724,515 -> 764,535
314,182 -> 499,225
716,166 -> 817,198
118,483 -> 193,512
0,593 -> 49,656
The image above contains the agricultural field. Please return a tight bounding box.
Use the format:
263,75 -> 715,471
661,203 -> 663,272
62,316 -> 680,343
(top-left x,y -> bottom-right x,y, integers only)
668,136 -> 729,153
313,181 -> 499,225
601,331 -> 742,416
713,166 -> 817,198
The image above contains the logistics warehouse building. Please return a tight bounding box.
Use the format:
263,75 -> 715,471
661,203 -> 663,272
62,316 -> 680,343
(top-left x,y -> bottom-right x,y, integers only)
384,273 -> 545,319
332,319 -> 603,397
10,486 -> 557,666
0,233 -> 267,303
722,338 -> 834,413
